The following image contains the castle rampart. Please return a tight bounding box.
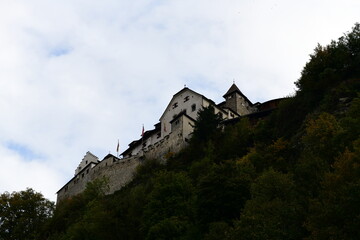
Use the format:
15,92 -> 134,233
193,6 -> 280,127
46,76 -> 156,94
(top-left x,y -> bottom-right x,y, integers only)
56,115 -> 193,203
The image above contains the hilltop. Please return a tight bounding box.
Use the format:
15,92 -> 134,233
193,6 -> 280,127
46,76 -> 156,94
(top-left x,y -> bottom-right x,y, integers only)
3,23 -> 358,240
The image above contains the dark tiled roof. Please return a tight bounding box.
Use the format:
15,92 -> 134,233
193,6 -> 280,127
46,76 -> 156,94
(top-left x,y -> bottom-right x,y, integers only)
223,83 -> 253,105
102,153 -> 120,161
257,98 -> 286,112
223,83 -> 242,97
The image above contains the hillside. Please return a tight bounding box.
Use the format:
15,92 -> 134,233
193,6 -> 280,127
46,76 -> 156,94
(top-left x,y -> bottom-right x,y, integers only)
45,23 -> 360,240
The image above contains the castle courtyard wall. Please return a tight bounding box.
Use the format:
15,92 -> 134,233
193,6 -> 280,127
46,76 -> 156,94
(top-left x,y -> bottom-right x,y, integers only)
57,156 -> 141,203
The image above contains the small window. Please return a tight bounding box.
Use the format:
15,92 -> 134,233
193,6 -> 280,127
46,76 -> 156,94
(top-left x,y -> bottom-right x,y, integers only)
157,132 -> 161,138
191,104 -> 196,112
85,160 -> 88,164
82,173 -> 84,178
172,102 -> 178,109
175,120 -> 179,125
230,113 -> 234,118
86,169 -> 89,174
184,96 -> 189,102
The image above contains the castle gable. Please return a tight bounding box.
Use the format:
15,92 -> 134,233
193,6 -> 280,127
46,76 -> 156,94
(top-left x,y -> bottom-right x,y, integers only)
159,87 -> 204,138
222,83 -> 256,115
75,151 -> 99,175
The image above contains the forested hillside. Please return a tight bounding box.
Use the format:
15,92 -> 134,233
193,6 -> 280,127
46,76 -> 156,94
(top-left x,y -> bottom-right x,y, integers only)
47,23 -> 360,240
2,24 -> 358,240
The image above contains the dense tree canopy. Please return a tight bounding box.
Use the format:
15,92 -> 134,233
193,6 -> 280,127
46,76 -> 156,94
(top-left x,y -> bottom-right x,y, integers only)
0,188 -> 54,240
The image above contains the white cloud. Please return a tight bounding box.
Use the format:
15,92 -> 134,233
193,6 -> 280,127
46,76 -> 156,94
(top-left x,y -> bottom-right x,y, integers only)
0,144 -> 62,201
0,0 -> 359,201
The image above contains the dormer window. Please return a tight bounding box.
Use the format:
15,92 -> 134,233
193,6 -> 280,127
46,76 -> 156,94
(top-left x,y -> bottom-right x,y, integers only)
184,96 -> 189,102
172,102 -> 178,109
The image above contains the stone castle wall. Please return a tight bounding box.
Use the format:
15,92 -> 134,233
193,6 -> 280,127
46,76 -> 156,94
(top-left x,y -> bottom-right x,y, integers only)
56,122 -> 188,203
91,156 -> 141,195
57,156 -> 141,203
143,129 -> 186,162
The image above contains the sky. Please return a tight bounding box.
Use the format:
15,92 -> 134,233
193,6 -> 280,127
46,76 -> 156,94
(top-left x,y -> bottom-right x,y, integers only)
0,0 -> 359,202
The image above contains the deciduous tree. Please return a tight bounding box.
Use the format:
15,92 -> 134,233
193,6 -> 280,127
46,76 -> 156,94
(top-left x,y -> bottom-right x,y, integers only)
0,188 -> 54,240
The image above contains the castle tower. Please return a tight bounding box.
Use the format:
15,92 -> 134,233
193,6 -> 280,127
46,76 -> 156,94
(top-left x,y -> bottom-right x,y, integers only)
223,83 -> 255,116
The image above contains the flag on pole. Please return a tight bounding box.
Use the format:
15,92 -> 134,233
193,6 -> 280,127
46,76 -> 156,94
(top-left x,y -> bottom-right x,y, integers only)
141,125 -> 145,136
116,139 -> 119,153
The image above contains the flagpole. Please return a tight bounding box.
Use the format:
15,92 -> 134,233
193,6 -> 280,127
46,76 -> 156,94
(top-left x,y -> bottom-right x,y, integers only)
116,139 -> 119,158
141,124 -> 144,150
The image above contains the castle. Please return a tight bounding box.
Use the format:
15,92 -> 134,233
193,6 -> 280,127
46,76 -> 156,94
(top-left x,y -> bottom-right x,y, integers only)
56,84 -> 282,203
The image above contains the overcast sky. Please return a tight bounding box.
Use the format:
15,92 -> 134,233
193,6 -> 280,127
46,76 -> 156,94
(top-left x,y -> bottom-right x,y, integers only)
0,0 -> 359,201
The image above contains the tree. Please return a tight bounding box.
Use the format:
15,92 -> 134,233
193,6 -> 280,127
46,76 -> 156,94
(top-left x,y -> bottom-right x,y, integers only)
217,118 -> 254,160
229,169 -> 305,240
306,139 -> 360,240
191,105 -> 222,144
196,160 -> 255,225
295,23 -> 360,102
47,177 -> 113,240
143,171 -> 197,239
0,188 -> 54,240
294,112 -> 342,197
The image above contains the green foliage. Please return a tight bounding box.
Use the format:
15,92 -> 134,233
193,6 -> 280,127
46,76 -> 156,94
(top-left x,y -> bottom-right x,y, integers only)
302,112 -> 343,160
196,160 -> 255,225
203,222 -> 230,240
216,118 -> 254,160
143,171 -> 197,240
135,158 -> 165,182
83,176 -> 110,201
294,113 -> 343,197
143,171 -> 195,228
229,169 -> 305,240
146,216 -> 194,240
191,105 -> 222,145
296,23 -> 360,96
339,95 -> 360,145
306,139 -> 360,240
245,138 -> 293,173
0,188 -> 54,240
